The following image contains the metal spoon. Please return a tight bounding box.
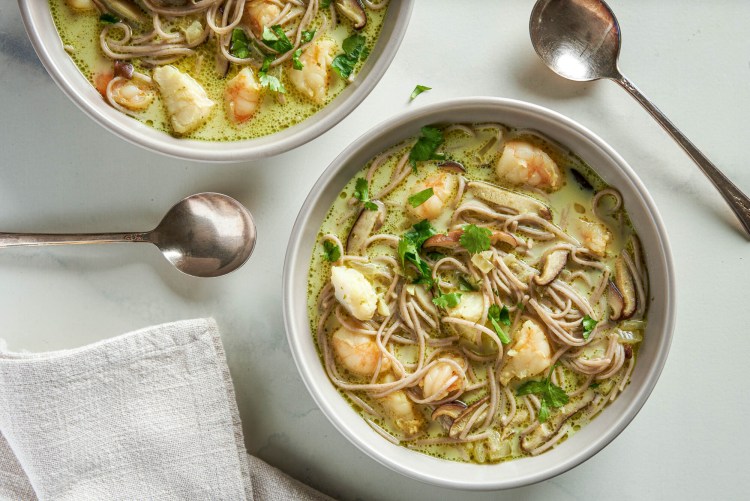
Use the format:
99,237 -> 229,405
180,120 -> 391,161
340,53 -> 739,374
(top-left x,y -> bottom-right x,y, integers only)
530,0 -> 750,236
0,193 -> 256,278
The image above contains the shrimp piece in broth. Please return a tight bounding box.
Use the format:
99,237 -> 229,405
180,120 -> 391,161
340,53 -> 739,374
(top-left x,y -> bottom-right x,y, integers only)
496,140 -> 562,190
242,0 -> 282,37
224,68 -> 261,124
331,327 -> 389,377
408,172 -> 457,221
289,40 -> 334,104
109,77 -> 154,111
499,319 -> 552,385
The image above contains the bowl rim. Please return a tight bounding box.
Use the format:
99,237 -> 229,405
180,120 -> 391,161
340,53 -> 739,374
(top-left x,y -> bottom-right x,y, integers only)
17,0 -> 414,163
283,96 -> 676,490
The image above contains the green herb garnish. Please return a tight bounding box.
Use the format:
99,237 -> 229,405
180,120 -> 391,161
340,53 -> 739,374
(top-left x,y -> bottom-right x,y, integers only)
487,304 -> 511,344
99,13 -> 120,24
397,220 -> 437,285
321,0 -> 332,7
410,84 -> 431,101
426,251 -> 446,261
229,28 -> 251,59
459,224 -> 492,254
516,365 -> 570,423
332,34 -> 367,79
433,292 -> 462,309
262,25 -> 293,53
258,56 -> 285,93
353,178 -> 378,211
322,240 -> 341,262
582,315 -> 598,340
292,49 -> 303,70
408,126 -> 445,170
407,188 -> 434,208
301,29 -> 316,43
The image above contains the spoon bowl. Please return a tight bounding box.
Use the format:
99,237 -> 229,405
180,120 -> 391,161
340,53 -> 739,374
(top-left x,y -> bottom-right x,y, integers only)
0,193 -> 256,278
529,0 -> 750,237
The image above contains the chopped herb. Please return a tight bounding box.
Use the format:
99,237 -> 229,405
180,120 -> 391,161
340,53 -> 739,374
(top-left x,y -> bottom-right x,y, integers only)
517,301 -> 525,311
99,13 -> 120,24
301,29 -> 316,44
361,46 -> 370,59
487,304 -> 511,344
292,49 -> 303,70
322,240 -> 341,262
589,382 -> 600,389
410,84 -> 432,101
458,275 -> 477,291
516,365 -> 569,423
433,292 -> 462,309
262,25 -> 293,53
353,178 -> 378,211
229,28 -> 250,59
582,315 -> 598,340
258,56 -> 285,93
408,126 -> 445,170
407,188 -> 434,208
332,34 -> 367,79
397,220 -> 437,285
459,224 -> 492,254
321,0 -> 332,7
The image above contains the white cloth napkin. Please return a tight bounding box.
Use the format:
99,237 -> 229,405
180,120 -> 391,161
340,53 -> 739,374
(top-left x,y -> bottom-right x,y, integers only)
0,319 -> 330,501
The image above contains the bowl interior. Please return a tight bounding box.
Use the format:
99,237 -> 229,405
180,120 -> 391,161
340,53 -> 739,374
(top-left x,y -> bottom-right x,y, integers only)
18,0 -> 414,162
283,97 -> 674,490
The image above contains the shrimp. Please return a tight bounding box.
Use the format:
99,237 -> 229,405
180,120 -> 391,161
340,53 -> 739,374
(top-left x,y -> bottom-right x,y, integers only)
445,292 -> 484,343
420,355 -> 465,401
152,65 -> 215,134
495,140 -> 562,190
224,67 -> 261,124
242,0 -> 282,37
377,374 -> 424,437
109,77 -> 154,111
331,265 -> 378,321
577,219 -> 611,257
408,172 -> 457,221
289,40 -> 334,104
498,319 -> 552,385
331,327 -> 390,377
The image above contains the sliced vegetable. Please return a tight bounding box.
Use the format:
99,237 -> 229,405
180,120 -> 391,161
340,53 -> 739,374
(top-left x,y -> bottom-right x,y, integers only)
335,0 -> 367,29
467,181 -> 552,220
534,249 -> 568,286
346,201 -> 386,255
614,255 -> 636,318
410,84 -> 431,101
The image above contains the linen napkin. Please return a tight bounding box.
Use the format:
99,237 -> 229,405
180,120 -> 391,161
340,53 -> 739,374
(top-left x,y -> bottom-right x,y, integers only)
0,319 -> 330,501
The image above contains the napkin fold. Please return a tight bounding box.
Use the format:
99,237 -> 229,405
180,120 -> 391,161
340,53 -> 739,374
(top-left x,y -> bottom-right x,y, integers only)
0,319 -> 329,501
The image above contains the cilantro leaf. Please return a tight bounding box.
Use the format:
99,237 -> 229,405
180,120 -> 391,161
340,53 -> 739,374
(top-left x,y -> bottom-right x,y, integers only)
353,178 -> 378,211
410,84 -> 431,101
332,34 -> 367,79
301,29 -> 316,43
321,0 -> 332,7
432,292 -> 462,309
292,49 -> 303,70
487,304 -> 511,344
582,315 -> 598,340
459,224 -> 492,254
322,240 -> 340,262
229,28 -> 250,59
407,188 -> 434,208
408,126 -> 445,170
99,13 -> 120,24
426,251 -> 446,261
516,365 -> 570,423
258,56 -> 285,93
262,25 -> 293,53
397,220 -> 437,285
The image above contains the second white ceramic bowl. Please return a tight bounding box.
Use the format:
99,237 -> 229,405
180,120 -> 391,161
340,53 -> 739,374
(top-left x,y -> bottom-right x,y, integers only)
18,1 -> 413,162
283,97 -> 675,490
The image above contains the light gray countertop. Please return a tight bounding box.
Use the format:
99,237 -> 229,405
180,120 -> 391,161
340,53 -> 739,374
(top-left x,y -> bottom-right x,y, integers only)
1,1 -> 748,499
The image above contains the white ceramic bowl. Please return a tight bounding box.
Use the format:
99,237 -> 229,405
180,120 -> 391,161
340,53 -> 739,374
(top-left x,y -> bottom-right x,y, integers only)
18,1 -> 413,163
283,97 -> 675,490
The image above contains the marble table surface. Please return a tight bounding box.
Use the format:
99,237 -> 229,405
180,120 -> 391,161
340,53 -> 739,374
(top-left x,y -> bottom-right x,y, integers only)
1,1 -> 748,499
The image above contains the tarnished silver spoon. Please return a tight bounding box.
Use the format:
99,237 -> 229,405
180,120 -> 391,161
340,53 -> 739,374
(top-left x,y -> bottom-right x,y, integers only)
0,193 -> 256,278
530,0 -> 750,236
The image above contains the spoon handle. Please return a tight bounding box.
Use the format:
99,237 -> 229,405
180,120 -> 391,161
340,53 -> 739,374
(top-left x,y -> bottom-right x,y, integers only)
0,232 -> 151,248
613,73 -> 750,237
